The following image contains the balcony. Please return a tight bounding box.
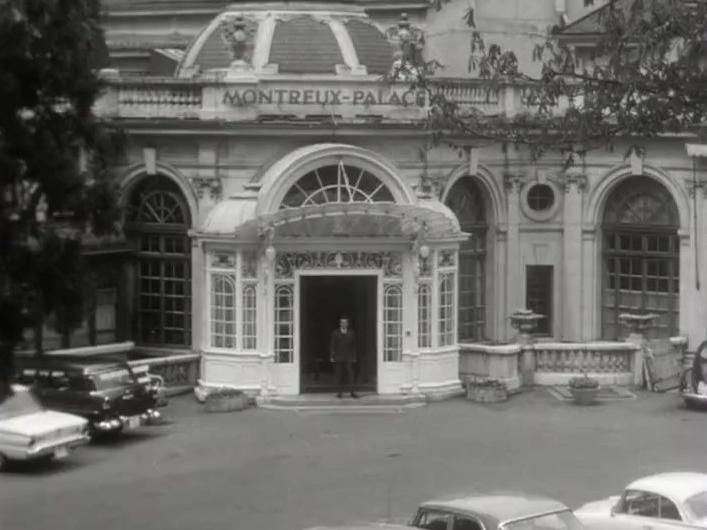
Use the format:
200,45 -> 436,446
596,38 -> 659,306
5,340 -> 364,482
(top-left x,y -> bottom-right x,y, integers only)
93,71 -> 551,124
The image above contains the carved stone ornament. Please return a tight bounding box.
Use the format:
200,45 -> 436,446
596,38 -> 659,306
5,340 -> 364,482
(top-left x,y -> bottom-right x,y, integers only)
220,15 -> 258,67
438,249 -> 456,267
685,177 -> 707,198
190,176 -> 222,200
275,251 -> 403,279
550,169 -> 588,194
503,172 -> 527,192
210,253 -> 236,268
385,13 -> 425,80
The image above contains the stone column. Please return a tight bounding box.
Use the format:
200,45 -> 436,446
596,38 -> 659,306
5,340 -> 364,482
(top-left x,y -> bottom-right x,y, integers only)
504,173 -> 524,340
619,312 -> 658,387
509,308 -> 543,386
560,171 -> 587,340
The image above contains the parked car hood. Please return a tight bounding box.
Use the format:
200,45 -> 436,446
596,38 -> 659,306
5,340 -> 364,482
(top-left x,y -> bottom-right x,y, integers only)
575,496 -> 620,516
0,410 -> 87,436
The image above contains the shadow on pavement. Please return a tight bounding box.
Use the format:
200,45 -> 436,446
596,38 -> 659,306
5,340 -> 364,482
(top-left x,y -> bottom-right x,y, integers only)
3,456 -> 86,476
89,427 -> 171,448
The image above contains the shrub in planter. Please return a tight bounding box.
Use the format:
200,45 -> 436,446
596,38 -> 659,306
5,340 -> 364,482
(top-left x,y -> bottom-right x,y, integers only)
568,373 -> 599,405
203,387 -> 250,413
465,378 -> 508,403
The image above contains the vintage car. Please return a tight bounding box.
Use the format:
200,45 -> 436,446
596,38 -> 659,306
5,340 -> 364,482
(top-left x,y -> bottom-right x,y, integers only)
575,472 -> 707,530
306,523 -> 415,530
410,493 -> 585,530
131,365 -> 169,408
15,355 -> 161,437
680,368 -> 707,409
0,385 -> 89,470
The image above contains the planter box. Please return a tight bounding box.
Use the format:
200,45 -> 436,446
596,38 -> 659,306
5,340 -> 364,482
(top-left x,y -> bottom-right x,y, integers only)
465,382 -> 508,403
569,387 -> 599,406
204,393 -> 249,413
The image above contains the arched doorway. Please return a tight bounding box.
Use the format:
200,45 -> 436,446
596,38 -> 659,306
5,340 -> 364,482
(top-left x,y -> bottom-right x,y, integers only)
125,175 -> 192,347
445,177 -> 488,341
601,176 -> 679,339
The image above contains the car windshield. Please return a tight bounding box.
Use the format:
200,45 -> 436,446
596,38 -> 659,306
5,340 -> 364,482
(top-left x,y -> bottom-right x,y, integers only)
92,367 -> 136,390
502,511 -> 584,530
685,492 -> 707,520
0,389 -> 43,420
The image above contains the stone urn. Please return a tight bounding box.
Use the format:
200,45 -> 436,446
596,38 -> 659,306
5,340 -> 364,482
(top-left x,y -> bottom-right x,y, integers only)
568,374 -> 600,406
509,308 -> 545,340
203,387 -> 250,413
509,309 -> 544,386
465,378 -> 508,403
619,311 -> 658,340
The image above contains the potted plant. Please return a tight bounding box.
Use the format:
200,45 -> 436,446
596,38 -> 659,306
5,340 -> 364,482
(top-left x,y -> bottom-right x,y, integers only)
465,377 -> 508,403
568,372 -> 600,405
203,386 -> 250,413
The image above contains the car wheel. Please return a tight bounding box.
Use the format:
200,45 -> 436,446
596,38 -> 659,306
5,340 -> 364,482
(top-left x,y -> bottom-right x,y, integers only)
0,454 -> 8,472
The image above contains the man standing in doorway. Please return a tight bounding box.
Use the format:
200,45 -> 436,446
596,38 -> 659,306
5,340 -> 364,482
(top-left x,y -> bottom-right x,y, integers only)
330,316 -> 359,398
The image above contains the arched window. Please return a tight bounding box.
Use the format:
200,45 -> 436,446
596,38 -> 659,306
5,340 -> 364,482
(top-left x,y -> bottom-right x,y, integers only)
445,178 -> 488,341
126,175 -> 191,347
274,285 -> 294,363
280,160 -> 394,209
602,176 -> 679,339
383,284 -> 403,362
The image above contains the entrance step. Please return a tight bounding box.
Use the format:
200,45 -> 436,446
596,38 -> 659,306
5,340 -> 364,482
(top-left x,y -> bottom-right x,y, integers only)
257,392 -> 427,411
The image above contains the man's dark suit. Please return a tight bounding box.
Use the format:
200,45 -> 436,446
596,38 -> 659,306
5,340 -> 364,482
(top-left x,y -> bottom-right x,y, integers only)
330,328 -> 357,396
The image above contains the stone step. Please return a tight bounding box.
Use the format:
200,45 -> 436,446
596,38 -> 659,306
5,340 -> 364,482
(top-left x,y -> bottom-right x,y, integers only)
257,392 -> 428,410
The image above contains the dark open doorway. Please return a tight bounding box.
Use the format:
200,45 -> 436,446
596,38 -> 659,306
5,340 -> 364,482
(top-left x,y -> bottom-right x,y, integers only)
299,275 -> 377,393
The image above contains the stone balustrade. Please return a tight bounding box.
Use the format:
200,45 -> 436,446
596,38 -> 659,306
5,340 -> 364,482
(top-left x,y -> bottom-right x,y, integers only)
128,353 -> 201,390
94,74 -> 551,122
533,342 -> 637,386
460,341 -> 640,389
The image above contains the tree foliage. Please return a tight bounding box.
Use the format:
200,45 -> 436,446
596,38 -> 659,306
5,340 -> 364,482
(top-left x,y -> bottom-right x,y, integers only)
424,0 -> 707,160
0,0 -> 121,399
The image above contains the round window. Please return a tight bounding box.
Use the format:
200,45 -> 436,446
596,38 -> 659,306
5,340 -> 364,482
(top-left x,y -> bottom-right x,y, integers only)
526,184 -> 555,211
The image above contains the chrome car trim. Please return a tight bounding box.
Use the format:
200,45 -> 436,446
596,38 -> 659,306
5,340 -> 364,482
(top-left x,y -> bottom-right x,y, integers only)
499,509 -> 574,528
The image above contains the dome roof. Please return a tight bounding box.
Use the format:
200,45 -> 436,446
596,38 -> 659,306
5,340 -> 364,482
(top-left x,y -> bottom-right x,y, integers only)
176,2 -> 394,78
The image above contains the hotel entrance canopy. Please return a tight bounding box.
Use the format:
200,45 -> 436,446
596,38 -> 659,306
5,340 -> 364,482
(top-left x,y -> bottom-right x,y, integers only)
200,200 -> 467,242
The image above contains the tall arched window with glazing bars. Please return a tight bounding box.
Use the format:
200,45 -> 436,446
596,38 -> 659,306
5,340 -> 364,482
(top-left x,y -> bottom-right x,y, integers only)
126,175 -> 191,347
445,177 -> 488,341
602,176 -> 680,339
383,284 -> 403,361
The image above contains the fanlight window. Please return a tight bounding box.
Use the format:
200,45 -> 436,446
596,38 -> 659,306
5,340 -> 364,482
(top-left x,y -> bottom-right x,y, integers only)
280,161 -> 395,209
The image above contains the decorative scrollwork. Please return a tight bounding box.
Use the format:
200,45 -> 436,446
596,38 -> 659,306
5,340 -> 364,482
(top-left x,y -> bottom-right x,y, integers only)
274,251 -> 403,279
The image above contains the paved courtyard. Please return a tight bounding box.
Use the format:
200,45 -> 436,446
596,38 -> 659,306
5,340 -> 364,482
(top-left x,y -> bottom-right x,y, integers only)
1,389 -> 705,530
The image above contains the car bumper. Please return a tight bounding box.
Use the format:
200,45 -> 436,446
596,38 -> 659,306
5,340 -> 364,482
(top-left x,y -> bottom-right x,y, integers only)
682,392 -> 707,407
7,434 -> 90,461
93,409 -> 161,433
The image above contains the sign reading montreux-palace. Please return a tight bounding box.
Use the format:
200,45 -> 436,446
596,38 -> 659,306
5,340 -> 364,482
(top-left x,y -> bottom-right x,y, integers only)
221,86 -> 427,107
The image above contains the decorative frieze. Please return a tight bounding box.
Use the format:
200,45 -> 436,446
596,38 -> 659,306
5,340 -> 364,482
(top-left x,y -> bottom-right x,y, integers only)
210,253 -> 236,268
274,251 -> 403,279
190,176 -> 223,200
